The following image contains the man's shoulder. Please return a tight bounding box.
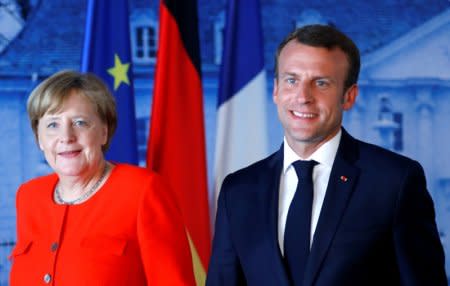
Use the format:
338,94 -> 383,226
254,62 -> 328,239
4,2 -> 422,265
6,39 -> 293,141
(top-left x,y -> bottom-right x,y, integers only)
352,136 -> 421,171
229,150 -> 280,179
219,149 -> 282,197
217,150 -> 281,208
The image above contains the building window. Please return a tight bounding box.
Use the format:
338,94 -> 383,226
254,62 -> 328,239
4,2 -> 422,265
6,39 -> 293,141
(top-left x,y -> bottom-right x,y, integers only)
378,97 -> 393,121
374,96 -> 403,152
130,10 -> 158,64
133,25 -> 157,63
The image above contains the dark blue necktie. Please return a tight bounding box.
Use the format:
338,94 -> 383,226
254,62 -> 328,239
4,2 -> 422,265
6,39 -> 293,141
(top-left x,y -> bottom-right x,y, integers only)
284,160 -> 318,286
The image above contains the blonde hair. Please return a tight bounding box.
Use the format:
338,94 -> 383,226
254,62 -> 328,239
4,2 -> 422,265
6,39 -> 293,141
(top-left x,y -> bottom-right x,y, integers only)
27,70 -> 117,151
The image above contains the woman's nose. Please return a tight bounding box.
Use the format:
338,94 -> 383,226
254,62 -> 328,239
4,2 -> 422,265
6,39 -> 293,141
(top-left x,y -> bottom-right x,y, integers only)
59,125 -> 75,143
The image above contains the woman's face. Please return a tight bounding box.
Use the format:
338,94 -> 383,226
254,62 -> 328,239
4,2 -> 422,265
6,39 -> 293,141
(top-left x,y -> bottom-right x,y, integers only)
37,90 -> 107,178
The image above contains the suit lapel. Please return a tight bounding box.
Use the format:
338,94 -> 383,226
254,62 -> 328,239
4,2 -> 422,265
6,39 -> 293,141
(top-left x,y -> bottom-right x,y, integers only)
303,130 -> 360,286
260,146 -> 291,286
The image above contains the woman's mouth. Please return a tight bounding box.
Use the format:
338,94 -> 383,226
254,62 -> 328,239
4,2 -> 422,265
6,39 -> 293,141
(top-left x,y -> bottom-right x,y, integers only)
58,150 -> 81,157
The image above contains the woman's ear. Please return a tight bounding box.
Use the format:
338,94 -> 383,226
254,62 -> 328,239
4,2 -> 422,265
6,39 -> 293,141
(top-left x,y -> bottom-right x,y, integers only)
101,124 -> 108,146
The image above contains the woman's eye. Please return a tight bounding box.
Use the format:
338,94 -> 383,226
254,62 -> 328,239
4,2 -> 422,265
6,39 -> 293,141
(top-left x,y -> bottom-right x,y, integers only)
74,120 -> 88,127
47,122 -> 58,128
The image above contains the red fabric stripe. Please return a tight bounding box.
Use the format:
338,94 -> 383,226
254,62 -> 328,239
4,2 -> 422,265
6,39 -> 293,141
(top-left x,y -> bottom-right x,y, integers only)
147,2 -> 211,270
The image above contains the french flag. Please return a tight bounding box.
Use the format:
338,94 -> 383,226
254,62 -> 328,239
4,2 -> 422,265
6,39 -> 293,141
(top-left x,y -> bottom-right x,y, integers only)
213,0 -> 269,212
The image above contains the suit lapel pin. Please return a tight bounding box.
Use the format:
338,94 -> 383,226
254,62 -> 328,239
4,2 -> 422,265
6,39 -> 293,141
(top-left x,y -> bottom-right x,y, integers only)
340,175 -> 348,182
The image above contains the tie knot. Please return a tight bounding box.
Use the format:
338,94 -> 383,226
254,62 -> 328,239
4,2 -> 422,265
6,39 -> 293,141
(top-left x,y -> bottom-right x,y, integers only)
292,160 -> 318,182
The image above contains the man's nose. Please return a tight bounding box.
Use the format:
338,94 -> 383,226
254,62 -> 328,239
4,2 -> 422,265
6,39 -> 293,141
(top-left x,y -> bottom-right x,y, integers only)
295,82 -> 313,103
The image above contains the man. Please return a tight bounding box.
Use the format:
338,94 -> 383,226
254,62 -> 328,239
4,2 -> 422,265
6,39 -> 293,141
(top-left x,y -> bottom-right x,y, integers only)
206,25 -> 447,286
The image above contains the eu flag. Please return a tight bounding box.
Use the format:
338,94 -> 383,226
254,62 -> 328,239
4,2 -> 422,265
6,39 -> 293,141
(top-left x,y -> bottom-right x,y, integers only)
81,0 -> 138,165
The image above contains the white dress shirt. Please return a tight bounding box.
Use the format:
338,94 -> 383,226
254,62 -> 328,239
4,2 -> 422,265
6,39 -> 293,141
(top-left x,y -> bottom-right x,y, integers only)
278,130 -> 342,255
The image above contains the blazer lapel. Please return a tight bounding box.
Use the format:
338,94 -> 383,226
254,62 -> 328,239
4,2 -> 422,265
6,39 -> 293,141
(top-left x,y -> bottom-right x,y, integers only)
261,146 -> 291,286
303,130 -> 360,286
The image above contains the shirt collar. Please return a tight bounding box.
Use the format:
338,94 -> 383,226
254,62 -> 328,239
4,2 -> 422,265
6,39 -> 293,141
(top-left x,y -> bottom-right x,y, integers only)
283,129 -> 342,174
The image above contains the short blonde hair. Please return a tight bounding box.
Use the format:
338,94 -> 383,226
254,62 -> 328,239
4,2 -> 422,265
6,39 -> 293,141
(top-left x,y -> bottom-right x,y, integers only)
27,70 -> 117,152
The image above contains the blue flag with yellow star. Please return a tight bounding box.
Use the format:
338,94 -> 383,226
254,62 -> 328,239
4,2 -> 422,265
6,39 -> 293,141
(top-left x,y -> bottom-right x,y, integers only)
81,0 -> 138,164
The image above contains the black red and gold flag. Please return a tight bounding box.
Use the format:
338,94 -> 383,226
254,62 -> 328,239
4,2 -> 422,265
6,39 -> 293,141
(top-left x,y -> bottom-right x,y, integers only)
147,0 -> 211,284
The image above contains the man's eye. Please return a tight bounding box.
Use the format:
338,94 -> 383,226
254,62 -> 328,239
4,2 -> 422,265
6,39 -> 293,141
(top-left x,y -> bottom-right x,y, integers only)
316,79 -> 329,87
286,78 -> 296,84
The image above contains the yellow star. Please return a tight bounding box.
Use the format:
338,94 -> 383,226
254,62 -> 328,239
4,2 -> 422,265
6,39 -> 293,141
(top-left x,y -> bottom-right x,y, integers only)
107,54 -> 130,90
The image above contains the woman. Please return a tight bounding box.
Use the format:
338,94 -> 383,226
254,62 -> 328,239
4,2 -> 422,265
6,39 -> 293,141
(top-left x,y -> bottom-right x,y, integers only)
9,70 -> 196,285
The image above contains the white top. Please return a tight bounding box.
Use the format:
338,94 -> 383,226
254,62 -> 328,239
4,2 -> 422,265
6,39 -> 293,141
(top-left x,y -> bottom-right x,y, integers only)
278,130 -> 342,255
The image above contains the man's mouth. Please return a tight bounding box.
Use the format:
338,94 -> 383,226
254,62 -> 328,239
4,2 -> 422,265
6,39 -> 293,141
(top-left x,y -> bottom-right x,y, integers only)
292,111 -> 316,118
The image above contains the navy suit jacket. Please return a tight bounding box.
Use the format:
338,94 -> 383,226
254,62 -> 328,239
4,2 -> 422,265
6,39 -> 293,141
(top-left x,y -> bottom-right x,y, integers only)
206,129 -> 447,286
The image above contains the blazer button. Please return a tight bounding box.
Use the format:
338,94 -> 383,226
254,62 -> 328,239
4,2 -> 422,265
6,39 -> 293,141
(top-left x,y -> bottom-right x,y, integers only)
51,242 -> 58,252
43,273 -> 52,284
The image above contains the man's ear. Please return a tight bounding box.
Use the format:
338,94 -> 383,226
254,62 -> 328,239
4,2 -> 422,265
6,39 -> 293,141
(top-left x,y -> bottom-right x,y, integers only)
272,78 -> 279,104
342,84 -> 358,110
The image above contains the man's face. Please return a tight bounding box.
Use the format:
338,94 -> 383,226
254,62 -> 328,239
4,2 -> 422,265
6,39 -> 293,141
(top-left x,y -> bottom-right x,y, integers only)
273,41 -> 357,156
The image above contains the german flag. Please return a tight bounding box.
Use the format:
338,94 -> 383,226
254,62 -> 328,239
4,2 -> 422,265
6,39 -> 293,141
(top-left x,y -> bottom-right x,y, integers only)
147,0 -> 211,285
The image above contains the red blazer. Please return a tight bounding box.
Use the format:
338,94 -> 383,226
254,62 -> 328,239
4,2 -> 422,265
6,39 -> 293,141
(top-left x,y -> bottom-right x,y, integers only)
10,164 -> 196,285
